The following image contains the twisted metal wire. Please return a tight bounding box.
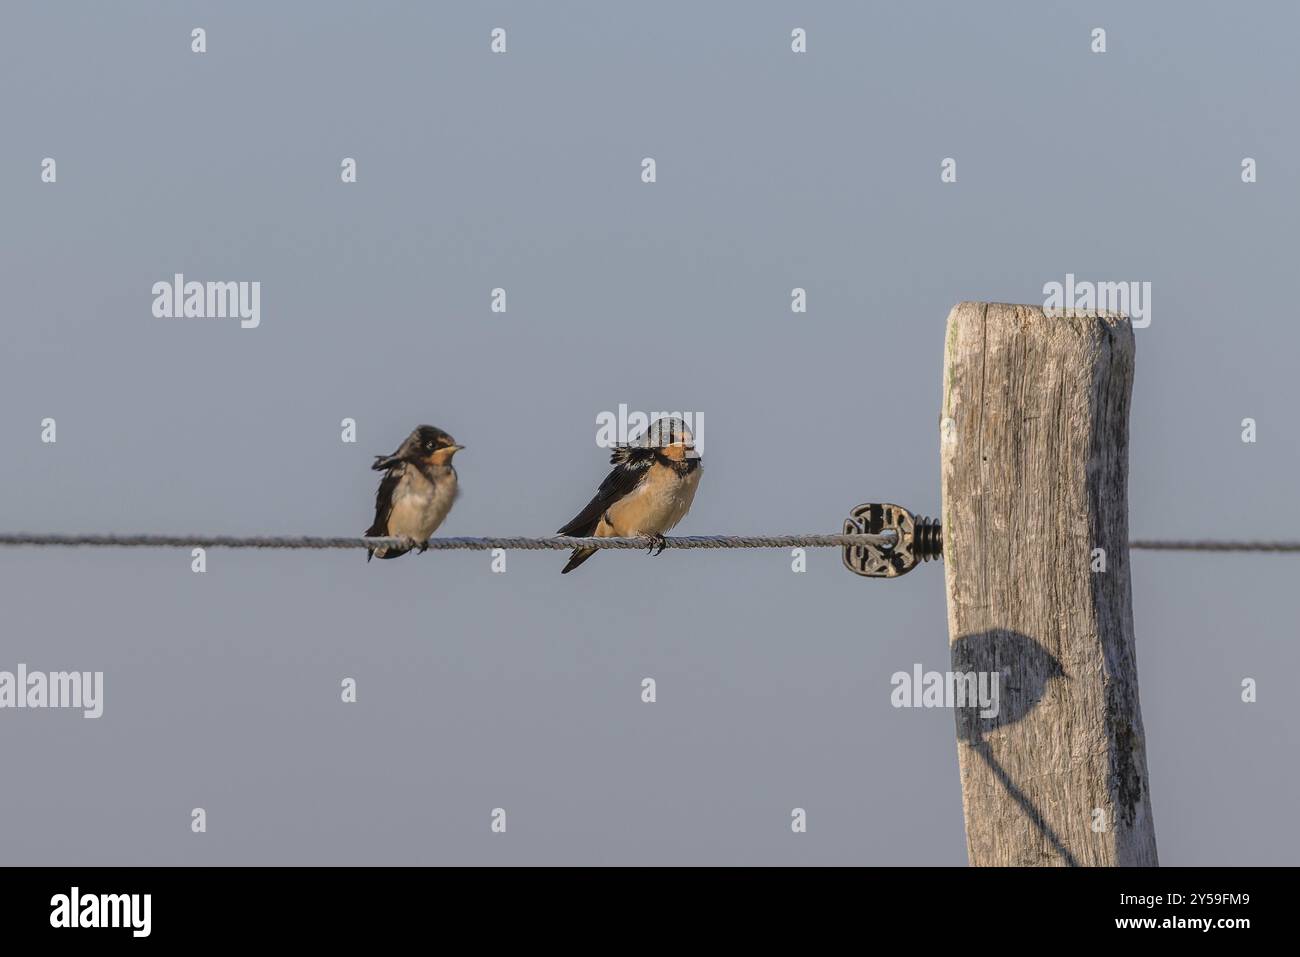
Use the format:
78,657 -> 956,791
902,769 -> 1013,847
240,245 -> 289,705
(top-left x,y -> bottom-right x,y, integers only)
1128,540 -> 1300,553
0,532 -> 894,551
0,533 -> 1293,553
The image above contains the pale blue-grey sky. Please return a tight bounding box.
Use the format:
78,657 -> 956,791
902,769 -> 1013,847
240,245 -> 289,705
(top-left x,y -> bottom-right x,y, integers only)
1,1 -> 1296,864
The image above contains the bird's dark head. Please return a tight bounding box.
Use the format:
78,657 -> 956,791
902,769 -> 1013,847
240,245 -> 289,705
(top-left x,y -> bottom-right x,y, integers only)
404,425 -> 464,465
369,425 -> 464,471
640,416 -> 699,462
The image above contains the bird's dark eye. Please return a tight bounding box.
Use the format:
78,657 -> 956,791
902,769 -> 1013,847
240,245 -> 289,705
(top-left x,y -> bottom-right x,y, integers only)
425,441 -> 435,451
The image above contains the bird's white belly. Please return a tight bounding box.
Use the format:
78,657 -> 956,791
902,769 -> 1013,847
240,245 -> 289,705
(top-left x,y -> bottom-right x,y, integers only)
608,466 -> 700,535
388,470 -> 456,540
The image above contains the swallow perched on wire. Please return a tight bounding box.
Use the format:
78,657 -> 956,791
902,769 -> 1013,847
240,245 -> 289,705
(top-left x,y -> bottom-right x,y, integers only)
365,425 -> 464,561
557,416 -> 702,574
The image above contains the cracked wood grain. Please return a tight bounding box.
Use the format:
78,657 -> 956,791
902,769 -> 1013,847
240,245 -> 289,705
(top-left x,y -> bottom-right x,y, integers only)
940,301 -> 1158,867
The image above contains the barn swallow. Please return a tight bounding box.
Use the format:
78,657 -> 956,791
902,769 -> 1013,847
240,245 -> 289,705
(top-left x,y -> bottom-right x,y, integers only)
365,425 -> 464,561
557,417 -> 702,574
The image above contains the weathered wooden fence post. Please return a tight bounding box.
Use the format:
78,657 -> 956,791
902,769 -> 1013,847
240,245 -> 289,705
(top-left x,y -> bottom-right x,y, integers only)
940,302 -> 1158,866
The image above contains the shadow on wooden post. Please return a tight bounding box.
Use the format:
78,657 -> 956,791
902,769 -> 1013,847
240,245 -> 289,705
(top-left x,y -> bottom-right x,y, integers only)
940,302 -> 1158,867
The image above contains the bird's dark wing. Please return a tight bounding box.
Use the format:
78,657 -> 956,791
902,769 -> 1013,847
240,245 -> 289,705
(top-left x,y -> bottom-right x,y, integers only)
557,448 -> 654,536
365,464 -> 404,537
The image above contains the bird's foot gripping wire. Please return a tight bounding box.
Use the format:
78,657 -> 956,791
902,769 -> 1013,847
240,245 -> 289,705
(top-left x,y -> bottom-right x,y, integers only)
647,534 -> 668,557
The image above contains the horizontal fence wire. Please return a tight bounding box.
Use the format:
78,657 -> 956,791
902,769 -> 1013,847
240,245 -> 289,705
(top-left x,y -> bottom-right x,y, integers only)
0,533 -> 895,551
1128,540 -> 1300,553
0,533 -> 1295,552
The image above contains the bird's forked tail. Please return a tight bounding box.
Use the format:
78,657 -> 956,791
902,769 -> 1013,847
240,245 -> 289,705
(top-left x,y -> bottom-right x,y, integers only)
561,546 -> 597,574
